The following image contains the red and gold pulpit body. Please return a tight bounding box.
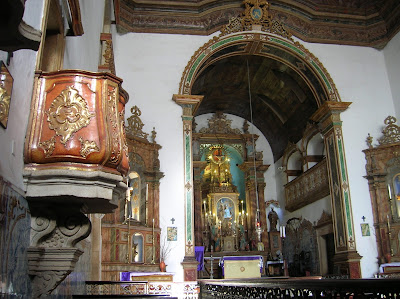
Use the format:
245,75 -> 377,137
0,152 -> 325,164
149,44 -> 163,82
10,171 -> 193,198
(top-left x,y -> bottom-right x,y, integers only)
24,70 -> 129,212
23,70 -> 129,296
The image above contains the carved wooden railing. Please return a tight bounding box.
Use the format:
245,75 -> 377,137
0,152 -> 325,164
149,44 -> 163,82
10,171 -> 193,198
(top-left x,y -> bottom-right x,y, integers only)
85,281 -> 148,296
199,278 -> 400,299
285,159 -> 330,212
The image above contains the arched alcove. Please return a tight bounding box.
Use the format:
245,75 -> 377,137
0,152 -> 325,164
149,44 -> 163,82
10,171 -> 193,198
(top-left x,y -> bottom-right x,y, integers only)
174,0 -> 361,280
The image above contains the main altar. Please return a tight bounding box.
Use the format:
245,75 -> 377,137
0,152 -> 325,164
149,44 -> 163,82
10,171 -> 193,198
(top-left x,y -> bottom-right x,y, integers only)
193,113 -> 285,278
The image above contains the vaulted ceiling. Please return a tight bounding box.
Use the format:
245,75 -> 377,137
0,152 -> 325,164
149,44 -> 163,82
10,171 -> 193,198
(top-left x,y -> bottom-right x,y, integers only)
115,0 -> 400,48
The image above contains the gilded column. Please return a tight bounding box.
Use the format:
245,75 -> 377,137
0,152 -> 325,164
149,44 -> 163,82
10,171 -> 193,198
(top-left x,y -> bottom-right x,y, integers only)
173,94 -> 203,281
311,101 -> 362,278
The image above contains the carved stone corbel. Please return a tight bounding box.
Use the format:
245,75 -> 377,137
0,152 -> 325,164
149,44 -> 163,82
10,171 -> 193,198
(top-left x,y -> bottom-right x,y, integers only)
27,203 -> 91,297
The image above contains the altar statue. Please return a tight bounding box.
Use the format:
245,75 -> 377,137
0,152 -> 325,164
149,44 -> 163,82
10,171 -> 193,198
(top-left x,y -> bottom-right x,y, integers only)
238,224 -> 247,251
211,225 -> 221,252
224,204 -> 232,218
268,208 -> 278,232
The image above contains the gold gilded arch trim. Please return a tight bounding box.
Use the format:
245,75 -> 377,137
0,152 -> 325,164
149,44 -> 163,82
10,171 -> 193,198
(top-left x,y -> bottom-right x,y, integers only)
178,30 -> 341,107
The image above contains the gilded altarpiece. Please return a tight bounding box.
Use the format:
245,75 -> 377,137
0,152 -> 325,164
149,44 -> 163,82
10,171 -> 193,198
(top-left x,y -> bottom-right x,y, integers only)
193,113 -> 270,261
364,116 -> 400,266
101,106 -> 164,281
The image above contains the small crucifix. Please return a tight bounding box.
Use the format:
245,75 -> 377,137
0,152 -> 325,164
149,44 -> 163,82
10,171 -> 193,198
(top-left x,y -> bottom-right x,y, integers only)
170,217 -> 175,224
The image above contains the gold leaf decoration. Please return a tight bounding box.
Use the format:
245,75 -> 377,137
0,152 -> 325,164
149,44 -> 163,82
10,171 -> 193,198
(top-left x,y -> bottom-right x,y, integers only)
79,137 -> 100,158
38,136 -> 56,157
378,116 -> 400,145
46,86 -> 95,145
126,105 -> 149,140
0,85 -> 11,128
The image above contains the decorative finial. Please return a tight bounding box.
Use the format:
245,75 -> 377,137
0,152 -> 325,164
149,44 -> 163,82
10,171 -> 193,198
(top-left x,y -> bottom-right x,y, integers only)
243,120 -> 249,134
126,105 -> 149,140
366,133 -> 373,148
151,127 -> 157,143
378,116 -> 400,145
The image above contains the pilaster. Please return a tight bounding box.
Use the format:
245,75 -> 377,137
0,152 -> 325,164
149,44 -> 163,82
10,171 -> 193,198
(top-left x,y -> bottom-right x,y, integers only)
173,94 -> 204,281
311,101 -> 362,278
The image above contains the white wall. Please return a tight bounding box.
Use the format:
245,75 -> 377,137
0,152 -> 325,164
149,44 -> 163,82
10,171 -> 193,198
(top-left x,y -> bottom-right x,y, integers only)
63,0 -> 105,71
0,0 -> 44,191
113,31 -> 214,282
383,31 -> 400,119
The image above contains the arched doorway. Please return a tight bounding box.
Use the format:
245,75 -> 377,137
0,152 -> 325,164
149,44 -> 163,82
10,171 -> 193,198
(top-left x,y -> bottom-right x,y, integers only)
174,0 -> 361,280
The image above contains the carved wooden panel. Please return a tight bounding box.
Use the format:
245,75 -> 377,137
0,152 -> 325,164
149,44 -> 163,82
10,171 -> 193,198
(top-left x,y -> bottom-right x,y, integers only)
285,159 -> 330,212
364,116 -> 400,264
24,70 -> 129,176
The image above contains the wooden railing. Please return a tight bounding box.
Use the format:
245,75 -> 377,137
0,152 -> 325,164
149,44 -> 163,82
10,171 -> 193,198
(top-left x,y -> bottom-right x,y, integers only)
285,159 -> 330,212
198,277 -> 400,298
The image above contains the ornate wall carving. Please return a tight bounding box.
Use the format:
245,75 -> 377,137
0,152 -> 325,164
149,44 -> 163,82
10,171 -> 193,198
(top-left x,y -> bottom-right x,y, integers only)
364,116 -> 400,264
114,0 -> 400,48
100,105 -> 164,280
285,159 -> 330,212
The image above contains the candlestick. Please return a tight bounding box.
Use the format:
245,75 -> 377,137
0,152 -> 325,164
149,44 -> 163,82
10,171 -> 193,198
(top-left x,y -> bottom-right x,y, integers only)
387,215 -> 391,230
388,185 -> 392,199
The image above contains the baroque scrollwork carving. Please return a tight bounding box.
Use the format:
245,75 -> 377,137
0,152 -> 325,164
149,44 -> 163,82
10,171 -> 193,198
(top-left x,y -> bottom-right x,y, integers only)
199,112 -> 242,134
28,204 -> 92,297
46,86 -> 95,145
107,87 -> 121,164
378,116 -> 400,145
103,40 -> 116,75
38,136 -> 56,157
0,61 -> 13,128
126,105 -> 149,140
30,205 -> 91,248
220,0 -> 292,40
0,85 -> 11,128
79,137 -> 99,158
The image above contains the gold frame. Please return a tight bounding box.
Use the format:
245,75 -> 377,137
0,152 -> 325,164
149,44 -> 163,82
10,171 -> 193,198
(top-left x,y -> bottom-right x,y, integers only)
0,61 -> 13,129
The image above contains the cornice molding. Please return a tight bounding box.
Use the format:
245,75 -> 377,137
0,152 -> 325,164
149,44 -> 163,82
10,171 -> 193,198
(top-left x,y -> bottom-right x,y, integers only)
115,0 -> 400,48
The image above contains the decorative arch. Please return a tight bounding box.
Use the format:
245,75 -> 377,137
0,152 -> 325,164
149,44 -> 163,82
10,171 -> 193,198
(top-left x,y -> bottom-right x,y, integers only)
179,19 -> 340,108
174,0 -> 360,280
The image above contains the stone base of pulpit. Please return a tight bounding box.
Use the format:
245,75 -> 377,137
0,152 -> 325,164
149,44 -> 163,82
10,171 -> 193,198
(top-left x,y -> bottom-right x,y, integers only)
223,236 -> 235,251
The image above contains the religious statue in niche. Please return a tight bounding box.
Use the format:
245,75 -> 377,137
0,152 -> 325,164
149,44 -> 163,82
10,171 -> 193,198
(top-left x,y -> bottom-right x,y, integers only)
217,197 -> 235,236
268,208 -> 278,232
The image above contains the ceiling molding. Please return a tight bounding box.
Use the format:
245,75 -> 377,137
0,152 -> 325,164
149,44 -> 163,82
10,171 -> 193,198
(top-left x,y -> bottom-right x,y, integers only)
114,0 -> 400,48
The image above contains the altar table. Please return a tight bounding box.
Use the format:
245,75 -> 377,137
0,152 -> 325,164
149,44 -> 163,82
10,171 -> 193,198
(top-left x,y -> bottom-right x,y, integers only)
379,262 -> 400,274
219,255 -> 263,279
